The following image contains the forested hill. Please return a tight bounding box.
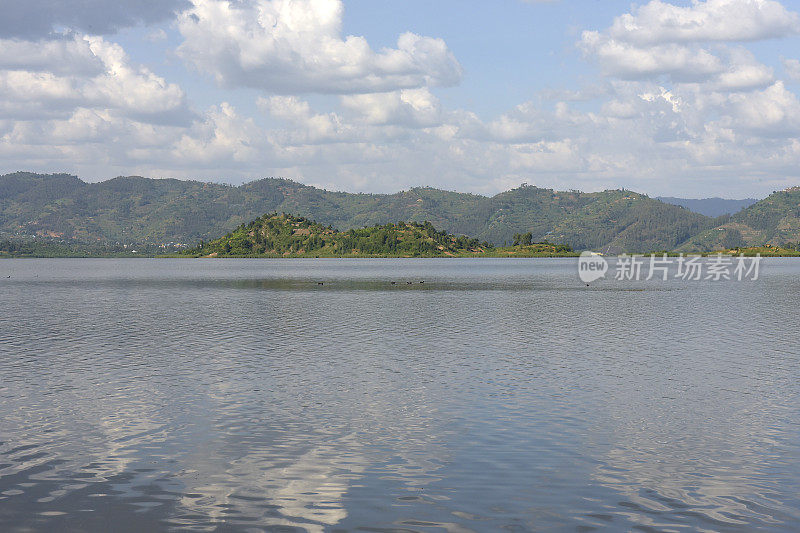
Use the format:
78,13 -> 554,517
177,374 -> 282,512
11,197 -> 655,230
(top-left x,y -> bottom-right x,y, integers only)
2,171 -> 717,252
187,213 -> 574,258
678,187 -> 800,252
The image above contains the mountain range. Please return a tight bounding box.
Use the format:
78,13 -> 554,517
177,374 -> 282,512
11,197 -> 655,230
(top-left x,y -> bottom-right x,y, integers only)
2,171 -> 799,253
655,197 -> 757,217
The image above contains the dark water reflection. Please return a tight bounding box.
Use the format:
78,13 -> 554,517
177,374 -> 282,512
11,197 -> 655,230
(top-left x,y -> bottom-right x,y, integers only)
1,258 -> 799,531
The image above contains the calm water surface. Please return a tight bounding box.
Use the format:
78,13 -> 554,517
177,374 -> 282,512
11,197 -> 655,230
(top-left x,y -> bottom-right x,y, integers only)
1,258 -> 799,532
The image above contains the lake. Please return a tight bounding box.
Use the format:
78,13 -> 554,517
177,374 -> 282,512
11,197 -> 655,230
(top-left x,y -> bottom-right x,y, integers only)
1,258 -> 799,531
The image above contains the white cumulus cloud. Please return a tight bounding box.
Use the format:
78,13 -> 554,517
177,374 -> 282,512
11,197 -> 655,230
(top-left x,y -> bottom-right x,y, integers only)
580,0 -> 793,88
2,0 -> 800,198
0,35 -> 190,124
340,89 -> 443,127
607,0 -> 800,45
580,32 -> 724,81
176,0 -> 462,94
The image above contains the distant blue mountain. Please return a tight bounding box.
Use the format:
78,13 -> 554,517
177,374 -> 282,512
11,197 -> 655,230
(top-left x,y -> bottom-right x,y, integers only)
656,197 -> 758,218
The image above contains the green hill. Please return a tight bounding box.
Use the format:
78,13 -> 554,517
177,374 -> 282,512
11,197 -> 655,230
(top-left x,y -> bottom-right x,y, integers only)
1,172 -> 720,252
677,187 -> 800,252
186,213 -> 575,258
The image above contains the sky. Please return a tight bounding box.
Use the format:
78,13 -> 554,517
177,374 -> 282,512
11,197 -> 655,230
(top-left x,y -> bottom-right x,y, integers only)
2,0 -> 800,198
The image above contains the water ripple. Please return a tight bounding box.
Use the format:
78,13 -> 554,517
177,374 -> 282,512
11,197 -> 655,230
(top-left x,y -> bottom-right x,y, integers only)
1,258 -> 799,531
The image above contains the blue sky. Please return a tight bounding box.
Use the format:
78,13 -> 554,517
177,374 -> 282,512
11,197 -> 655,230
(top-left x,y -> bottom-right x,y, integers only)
342,0 -> 621,115
2,0 -> 800,198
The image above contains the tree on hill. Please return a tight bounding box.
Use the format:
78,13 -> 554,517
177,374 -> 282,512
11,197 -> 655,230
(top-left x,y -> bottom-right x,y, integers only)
512,232 -> 533,246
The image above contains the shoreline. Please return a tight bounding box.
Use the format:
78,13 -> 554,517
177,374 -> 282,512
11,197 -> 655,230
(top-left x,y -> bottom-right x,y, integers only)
0,253 -> 582,259
4,252 -> 800,259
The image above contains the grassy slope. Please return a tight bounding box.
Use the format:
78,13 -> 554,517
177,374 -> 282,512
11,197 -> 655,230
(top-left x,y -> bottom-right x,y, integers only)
677,187 -> 800,252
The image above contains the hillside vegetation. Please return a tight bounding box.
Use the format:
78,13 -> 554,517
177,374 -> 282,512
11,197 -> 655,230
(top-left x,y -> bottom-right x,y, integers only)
0,239 -> 177,258
186,213 -> 575,258
723,246 -> 800,257
1,172 -> 722,252
678,187 -> 800,252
